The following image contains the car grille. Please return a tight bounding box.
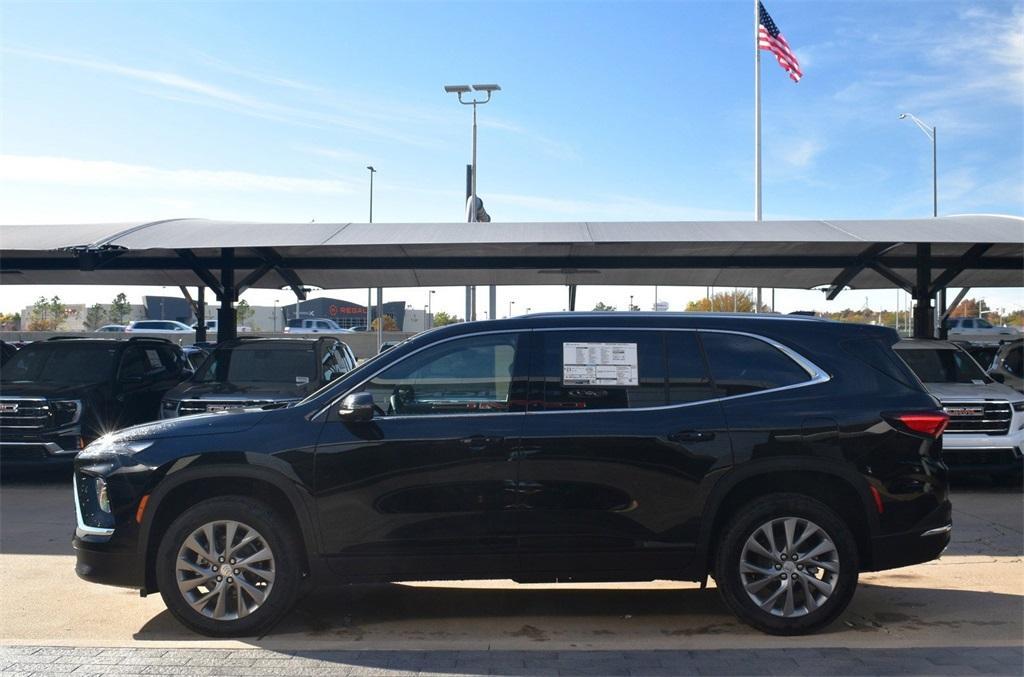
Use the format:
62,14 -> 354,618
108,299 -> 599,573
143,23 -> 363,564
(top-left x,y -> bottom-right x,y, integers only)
942,401 -> 1012,435
0,399 -> 49,431
177,400 -> 274,416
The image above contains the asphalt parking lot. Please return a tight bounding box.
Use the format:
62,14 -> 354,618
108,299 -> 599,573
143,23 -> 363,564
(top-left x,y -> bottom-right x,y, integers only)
1,472 -> 1021,675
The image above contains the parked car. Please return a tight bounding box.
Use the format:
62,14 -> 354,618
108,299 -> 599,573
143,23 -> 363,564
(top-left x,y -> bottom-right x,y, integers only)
0,340 -> 17,365
946,317 -> 1022,344
125,320 -> 193,335
350,325 -> 367,332
74,313 -> 951,637
94,325 -> 126,333
191,320 -> 252,333
989,339 -> 1023,393
1,338 -> 189,468
283,318 -> 351,334
894,339 -> 1024,483
160,337 -> 355,418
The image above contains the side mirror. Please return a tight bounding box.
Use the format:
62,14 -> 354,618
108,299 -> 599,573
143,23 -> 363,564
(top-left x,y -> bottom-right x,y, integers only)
338,392 -> 374,422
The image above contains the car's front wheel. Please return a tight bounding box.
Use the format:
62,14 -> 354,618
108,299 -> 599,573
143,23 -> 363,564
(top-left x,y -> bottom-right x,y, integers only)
714,493 -> 859,635
155,496 -> 302,636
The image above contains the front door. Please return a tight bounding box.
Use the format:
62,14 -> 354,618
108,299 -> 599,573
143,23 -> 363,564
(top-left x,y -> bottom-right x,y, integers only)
516,329 -> 733,579
314,330 -> 529,580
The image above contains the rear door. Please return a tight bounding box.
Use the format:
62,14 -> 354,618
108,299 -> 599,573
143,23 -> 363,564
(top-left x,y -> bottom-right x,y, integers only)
516,329 -> 732,578
314,330 -> 530,580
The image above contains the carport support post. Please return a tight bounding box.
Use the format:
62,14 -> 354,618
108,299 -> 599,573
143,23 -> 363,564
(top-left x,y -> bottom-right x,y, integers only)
217,248 -> 238,342
196,287 -> 207,343
912,243 -> 933,339
376,287 -> 384,351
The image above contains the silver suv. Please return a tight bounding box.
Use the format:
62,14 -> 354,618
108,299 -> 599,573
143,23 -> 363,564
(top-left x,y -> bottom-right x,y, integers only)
284,318 -> 350,334
946,317 -> 1022,344
895,339 -> 1024,483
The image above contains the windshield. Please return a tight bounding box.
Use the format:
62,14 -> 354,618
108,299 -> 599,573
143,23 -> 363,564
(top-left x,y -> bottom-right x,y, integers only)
196,343 -> 316,384
0,344 -> 118,384
897,347 -> 991,384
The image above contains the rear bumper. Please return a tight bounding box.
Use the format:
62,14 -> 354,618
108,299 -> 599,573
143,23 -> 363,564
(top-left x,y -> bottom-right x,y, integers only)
867,500 -> 952,572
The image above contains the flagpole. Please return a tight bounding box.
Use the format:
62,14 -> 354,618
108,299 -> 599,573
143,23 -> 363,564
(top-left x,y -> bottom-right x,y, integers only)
754,0 -> 765,312
754,0 -> 762,222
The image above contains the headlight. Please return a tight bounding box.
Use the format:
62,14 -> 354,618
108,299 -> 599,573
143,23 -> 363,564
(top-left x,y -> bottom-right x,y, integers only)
1013,401 -> 1024,412
94,477 -> 110,513
50,399 -> 82,427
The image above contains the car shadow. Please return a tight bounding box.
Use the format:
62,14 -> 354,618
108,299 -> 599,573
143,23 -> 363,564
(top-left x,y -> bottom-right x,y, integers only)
131,581 -> 1024,651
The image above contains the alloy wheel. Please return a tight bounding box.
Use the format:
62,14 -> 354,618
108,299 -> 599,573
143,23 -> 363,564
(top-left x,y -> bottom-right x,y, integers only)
174,519 -> 276,621
739,516 -> 839,617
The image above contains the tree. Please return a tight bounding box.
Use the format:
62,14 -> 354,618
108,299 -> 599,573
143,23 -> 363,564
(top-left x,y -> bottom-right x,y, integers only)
235,299 -> 255,327
0,312 -> 20,330
431,311 -> 461,326
686,290 -> 767,313
84,303 -> 107,330
109,293 -> 132,324
593,302 -> 617,311
371,315 -> 399,331
950,298 -> 980,318
27,296 -> 68,331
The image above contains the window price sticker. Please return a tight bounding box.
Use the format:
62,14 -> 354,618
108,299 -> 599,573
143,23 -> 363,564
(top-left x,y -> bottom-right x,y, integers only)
562,342 -> 638,386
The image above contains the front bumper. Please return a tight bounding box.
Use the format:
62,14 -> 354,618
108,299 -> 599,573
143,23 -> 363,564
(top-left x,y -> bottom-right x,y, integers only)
867,500 -> 952,572
942,428 -> 1024,473
0,436 -> 81,469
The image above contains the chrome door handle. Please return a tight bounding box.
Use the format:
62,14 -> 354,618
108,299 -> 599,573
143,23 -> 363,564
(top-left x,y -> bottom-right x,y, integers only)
669,430 -> 716,443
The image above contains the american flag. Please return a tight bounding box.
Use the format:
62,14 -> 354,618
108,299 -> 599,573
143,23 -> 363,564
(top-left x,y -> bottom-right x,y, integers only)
759,2 -> 802,83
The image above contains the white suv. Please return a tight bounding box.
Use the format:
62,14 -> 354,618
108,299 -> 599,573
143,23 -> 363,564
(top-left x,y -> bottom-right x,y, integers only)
284,318 -> 351,334
125,320 -> 193,335
946,317 -> 1022,344
895,339 -> 1024,484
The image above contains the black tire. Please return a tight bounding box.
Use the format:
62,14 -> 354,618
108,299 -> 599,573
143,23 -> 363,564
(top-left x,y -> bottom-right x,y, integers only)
155,496 -> 302,637
714,493 -> 859,635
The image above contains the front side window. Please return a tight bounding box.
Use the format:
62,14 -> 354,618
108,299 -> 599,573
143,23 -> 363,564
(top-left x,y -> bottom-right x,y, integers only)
700,332 -> 812,397
976,319 -> 993,329
1004,347 -> 1022,376
358,333 -> 523,416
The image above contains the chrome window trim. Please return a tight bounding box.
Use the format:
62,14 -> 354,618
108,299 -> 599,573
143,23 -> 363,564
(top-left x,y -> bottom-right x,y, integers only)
314,326 -> 830,421
73,474 -> 115,537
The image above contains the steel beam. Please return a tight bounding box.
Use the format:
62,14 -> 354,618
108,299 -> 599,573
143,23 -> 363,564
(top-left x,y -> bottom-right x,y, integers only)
824,242 -> 900,300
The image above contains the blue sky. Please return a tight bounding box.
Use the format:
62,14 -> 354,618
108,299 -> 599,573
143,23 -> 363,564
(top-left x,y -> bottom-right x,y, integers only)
1,0 -> 1021,318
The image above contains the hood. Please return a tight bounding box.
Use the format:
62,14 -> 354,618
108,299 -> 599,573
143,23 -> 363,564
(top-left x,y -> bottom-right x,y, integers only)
109,408 -> 269,442
922,381 -> 1024,403
165,381 -> 311,401
0,381 -> 106,398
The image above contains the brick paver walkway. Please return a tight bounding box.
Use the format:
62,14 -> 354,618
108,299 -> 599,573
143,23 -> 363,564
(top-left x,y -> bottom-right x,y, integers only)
2,645 -> 1022,675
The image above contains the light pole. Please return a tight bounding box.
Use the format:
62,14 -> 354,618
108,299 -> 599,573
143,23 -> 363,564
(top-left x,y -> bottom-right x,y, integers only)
898,113 -> 937,217
273,299 -> 279,332
508,300 -> 515,318
445,83 -> 500,322
629,295 -> 634,312
427,290 -> 435,328
366,166 -> 376,222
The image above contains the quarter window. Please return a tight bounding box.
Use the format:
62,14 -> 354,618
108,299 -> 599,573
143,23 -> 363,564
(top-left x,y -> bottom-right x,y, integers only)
666,332 -> 716,404
700,332 -> 811,397
358,333 -> 523,416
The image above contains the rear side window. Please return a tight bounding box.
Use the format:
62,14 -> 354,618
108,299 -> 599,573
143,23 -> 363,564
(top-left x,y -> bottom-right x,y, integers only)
1005,347 -> 1022,376
700,332 -> 811,397
666,332 -> 716,404
539,331 -> 665,410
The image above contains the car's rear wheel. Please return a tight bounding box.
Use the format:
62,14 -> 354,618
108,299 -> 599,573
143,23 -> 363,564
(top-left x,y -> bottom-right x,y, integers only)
155,496 -> 301,637
714,493 -> 858,635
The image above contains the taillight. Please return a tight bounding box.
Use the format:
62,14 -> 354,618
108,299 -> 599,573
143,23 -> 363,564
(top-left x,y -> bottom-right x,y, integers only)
888,412 -> 949,438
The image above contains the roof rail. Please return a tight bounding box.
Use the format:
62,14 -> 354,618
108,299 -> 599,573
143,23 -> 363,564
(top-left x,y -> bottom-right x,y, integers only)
127,336 -> 173,344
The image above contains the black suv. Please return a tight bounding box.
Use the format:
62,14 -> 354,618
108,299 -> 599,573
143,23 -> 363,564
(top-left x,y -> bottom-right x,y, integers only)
73,314 -> 951,636
160,337 -> 355,418
1,337 -> 189,468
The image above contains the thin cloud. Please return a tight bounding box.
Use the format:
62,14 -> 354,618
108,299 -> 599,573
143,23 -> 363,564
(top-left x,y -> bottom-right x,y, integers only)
0,155 -> 356,194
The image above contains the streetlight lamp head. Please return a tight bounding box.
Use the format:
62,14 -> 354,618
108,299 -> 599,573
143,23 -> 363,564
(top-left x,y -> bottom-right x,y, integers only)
444,84 -> 472,94
898,113 -> 908,119
472,84 -> 501,92
366,165 -> 375,172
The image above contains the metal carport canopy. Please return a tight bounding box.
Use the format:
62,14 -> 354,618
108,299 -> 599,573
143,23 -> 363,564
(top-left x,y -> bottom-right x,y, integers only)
0,214 -> 1021,291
